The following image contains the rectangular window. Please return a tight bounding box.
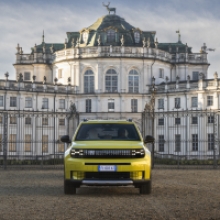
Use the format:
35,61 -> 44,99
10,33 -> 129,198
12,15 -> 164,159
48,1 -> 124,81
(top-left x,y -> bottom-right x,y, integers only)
191,97 -> 198,108
174,98 -> 180,109
59,119 -> 65,126
25,134 -> 31,152
192,117 -> 198,124
208,133 -> 214,151
158,99 -> 164,109
25,97 -> 32,108
59,99 -> 65,109
175,118 -> 181,125
158,118 -> 164,126
25,117 -> 31,125
192,134 -> 198,151
158,135 -> 164,152
175,134 -> 181,152
9,134 -> 16,152
24,72 -> 31,80
86,99 -> 92,113
42,118 -> 48,125
10,117 -> 17,124
0,96 -> 3,107
207,96 -> 213,106
42,98 -> 48,109
42,135 -> 48,153
159,68 -> 164,78
108,99 -> 115,112
192,71 -> 199,80
131,99 -> 138,112
10,97 -> 17,107
208,116 -> 214,123
58,135 -> 65,153
58,69 -> 62,78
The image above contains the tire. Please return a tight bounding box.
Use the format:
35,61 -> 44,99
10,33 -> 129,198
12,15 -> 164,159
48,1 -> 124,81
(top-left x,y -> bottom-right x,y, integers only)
139,181 -> 151,195
64,180 -> 76,195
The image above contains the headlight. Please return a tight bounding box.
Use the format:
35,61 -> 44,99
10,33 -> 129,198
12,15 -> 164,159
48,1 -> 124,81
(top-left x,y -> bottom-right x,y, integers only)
70,149 -> 84,158
131,149 -> 145,158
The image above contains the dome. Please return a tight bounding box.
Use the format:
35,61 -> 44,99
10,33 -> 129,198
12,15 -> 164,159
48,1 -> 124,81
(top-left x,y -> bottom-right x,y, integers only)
67,14 -> 156,47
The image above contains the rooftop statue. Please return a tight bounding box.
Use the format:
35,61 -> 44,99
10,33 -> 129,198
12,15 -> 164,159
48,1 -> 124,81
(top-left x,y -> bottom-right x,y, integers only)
102,2 -> 116,14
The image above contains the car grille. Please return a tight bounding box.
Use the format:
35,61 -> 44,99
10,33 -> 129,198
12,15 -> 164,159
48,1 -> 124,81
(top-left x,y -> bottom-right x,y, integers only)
85,172 -> 130,180
82,150 -> 135,158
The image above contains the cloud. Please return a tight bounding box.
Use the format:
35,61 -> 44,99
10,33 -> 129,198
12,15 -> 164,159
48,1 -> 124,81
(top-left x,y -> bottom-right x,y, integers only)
0,0 -> 219,79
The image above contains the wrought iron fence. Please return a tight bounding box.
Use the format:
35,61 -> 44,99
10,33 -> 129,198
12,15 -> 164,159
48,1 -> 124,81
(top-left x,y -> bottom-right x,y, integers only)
142,109 -> 220,168
0,109 -> 79,169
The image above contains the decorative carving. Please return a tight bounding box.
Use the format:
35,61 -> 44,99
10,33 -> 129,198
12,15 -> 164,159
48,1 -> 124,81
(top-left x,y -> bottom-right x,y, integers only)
102,2 -> 116,14
97,35 -> 101,46
120,35 -> 124,46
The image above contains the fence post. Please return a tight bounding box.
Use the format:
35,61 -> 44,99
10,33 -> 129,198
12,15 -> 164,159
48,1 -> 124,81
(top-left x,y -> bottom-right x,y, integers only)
3,113 -> 8,170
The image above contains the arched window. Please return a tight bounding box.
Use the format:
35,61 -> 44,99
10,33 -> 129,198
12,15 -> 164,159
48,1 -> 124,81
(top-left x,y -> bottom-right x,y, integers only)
129,69 -> 139,93
107,29 -> 115,43
84,69 -> 94,93
134,32 -> 140,43
82,32 -> 88,43
105,69 -> 117,92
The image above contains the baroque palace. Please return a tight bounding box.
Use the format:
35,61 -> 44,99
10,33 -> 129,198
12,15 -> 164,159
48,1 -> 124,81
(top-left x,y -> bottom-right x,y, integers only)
0,6 -> 219,158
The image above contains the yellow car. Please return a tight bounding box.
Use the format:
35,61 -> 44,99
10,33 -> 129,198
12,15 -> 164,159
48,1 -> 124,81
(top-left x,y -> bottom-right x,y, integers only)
61,119 -> 154,195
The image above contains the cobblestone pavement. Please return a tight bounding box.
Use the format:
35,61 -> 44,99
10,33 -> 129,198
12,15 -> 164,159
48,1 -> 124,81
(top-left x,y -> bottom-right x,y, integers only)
0,168 -> 220,220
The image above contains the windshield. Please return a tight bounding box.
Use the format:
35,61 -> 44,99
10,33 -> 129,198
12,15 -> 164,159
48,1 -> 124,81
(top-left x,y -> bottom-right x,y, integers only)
75,123 -> 141,141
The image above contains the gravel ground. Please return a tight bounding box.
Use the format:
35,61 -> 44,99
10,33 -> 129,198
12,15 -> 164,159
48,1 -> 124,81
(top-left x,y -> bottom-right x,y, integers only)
0,168 -> 220,220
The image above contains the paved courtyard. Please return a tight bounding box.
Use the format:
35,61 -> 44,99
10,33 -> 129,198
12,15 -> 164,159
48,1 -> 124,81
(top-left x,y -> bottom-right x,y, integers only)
0,168 -> 219,220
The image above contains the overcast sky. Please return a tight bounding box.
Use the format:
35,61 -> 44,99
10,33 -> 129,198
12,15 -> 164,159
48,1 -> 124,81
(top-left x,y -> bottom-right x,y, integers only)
0,0 -> 219,79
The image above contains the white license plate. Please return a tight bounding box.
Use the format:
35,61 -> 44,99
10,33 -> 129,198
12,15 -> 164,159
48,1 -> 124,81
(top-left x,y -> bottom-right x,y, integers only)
98,165 -> 117,172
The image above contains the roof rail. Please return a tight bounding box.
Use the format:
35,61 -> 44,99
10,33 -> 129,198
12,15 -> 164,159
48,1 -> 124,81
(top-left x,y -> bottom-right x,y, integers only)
127,118 -> 132,122
83,118 -> 88,122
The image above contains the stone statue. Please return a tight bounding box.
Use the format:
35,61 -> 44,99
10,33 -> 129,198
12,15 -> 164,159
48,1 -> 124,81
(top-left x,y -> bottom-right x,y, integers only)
147,37 -> 151,48
120,35 -> 125,46
43,76 -> 46,84
154,38 -> 158,48
97,35 -> 101,46
142,37 -> 146,47
54,77 -> 58,85
214,72 -> 218,79
5,72 -> 9,81
68,77 -> 71,85
18,73 -> 23,82
187,75 -> 190,81
71,39 -> 75,48
32,75 -> 36,82
50,44 -> 54,53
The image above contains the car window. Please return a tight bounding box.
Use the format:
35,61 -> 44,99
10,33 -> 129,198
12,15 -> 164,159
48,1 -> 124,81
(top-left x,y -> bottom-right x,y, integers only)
75,123 -> 141,141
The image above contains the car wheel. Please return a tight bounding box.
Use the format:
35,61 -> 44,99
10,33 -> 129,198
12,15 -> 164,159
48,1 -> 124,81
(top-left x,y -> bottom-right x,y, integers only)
64,180 -> 76,195
139,181 -> 151,194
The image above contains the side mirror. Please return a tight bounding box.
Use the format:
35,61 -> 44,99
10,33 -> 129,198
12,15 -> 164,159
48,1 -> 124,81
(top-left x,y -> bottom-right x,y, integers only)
144,135 -> 155,144
61,135 -> 71,143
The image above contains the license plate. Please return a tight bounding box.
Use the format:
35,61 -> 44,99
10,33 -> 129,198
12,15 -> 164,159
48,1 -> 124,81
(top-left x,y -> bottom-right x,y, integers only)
98,165 -> 117,172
